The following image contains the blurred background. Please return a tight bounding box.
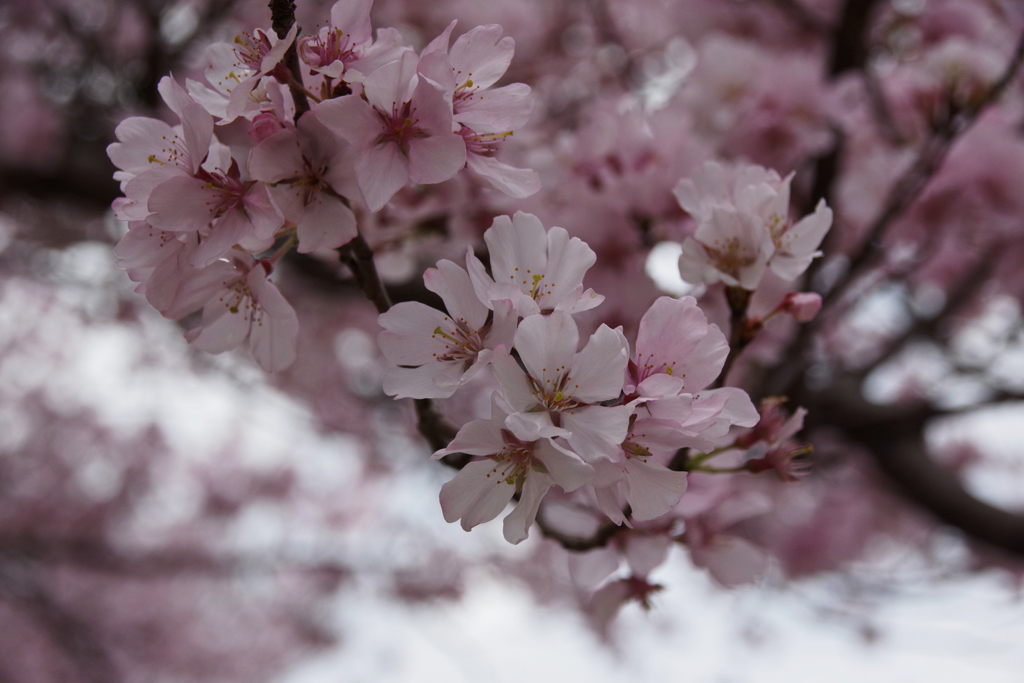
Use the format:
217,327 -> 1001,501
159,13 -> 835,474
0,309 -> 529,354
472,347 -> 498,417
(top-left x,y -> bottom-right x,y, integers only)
2,0 -> 1024,681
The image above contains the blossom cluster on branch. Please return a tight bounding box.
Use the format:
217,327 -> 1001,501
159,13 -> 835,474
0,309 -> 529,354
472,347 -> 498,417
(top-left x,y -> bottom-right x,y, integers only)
91,0 -> 1024,629
107,0 -> 537,371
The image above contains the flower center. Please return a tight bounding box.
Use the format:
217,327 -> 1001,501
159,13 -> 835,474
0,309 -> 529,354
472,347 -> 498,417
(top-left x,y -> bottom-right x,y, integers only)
375,101 -> 427,155
431,320 -> 485,364
233,30 -> 274,72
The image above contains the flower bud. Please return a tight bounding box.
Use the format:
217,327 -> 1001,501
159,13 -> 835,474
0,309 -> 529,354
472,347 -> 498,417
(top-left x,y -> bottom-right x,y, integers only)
780,291 -> 822,322
248,112 -> 284,143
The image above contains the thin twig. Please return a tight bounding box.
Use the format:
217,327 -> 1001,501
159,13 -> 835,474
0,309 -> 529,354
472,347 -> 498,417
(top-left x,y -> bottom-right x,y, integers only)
762,0 -> 831,37
268,0 -> 310,120
535,510 -> 626,552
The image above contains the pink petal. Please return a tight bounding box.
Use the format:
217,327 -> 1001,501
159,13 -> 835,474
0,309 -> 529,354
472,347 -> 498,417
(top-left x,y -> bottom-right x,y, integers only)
330,0 -> 373,45
355,142 -> 410,212
562,404 -> 633,461
449,25 -> 514,90
148,176 -> 220,233
456,83 -> 533,130
569,324 -> 629,403
295,191 -> 357,253
381,362 -> 464,400
533,439 -> 593,492
514,312 -> 579,391
466,153 -> 540,198
248,128 -> 305,184
363,50 -> 418,112
247,271 -> 299,372
502,469 -> 551,544
623,458 -> 688,522
423,260 -> 489,330
440,459 -> 515,530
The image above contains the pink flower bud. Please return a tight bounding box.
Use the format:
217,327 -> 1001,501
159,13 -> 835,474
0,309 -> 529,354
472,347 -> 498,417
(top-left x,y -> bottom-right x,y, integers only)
781,292 -> 822,322
248,112 -> 284,143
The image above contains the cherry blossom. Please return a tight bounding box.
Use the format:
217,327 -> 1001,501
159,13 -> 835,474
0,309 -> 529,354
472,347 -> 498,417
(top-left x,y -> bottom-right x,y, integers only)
107,77 -> 214,221
491,311 -> 632,461
248,112 -> 360,253
376,258 -> 516,399
420,22 -> 540,197
187,25 -> 296,123
625,296 -> 729,398
181,251 -> 299,372
433,398 -> 593,544
674,160 -> 832,289
315,49 -> 467,212
146,158 -> 283,266
467,211 -> 604,317
589,415 -> 690,524
297,0 -> 404,85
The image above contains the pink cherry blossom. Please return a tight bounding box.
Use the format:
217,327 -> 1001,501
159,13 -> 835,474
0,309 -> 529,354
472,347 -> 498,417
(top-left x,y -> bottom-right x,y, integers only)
643,389 -> 760,454
467,211 -> 604,317
376,258 -> 516,399
296,0 -> 403,84
590,415 -> 689,524
777,291 -> 823,322
182,252 -> 299,372
420,22 -> 539,197
107,77 -> 214,221
674,160 -> 832,289
625,296 -> 729,398
433,398 -> 593,544
491,311 -> 632,461
315,49 -> 467,212
146,159 -> 283,266
677,473 -> 772,587
248,112 -> 360,253
298,0 -> 374,80
187,25 -> 296,123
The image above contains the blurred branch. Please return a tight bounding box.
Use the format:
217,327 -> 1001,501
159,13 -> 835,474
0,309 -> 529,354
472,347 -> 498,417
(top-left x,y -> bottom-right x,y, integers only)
762,0 -> 831,37
535,509 -> 626,552
0,535 -> 350,580
800,377 -> 1024,557
761,33 -> 1024,400
858,247 -> 999,374
835,31 -> 1024,303
0,166 -> 119,209
0,551 -> 119,683
828,0 -> 881,76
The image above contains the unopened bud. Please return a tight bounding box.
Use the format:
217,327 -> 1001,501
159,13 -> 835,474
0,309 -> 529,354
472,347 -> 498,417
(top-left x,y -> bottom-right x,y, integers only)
248,112 -> 284,143
780,292 -> 822,322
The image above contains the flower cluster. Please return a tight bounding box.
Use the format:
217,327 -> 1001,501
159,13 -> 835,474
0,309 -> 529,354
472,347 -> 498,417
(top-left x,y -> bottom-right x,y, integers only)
107,0 -> 537,370
380,211 -> 762,543
674,160 -> 833,290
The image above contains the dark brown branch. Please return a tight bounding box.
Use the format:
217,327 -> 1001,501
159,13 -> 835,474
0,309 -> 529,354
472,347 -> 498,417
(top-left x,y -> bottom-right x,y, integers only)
535,510 -> 626,552
268,0 -> 310,119
836,31 -> 1024,302
800,379 -> 1024,556
828,0 -> 881,76
859,248 -> 998,374
763,0 -> 831,37
337,233 -> 393,314
0,552 -> 119,683
760,33 -> 1024,401
713,286 -> 753,388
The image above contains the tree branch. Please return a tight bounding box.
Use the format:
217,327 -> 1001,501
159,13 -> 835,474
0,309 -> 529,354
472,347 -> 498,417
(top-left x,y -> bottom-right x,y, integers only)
268,0 -> 310,119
